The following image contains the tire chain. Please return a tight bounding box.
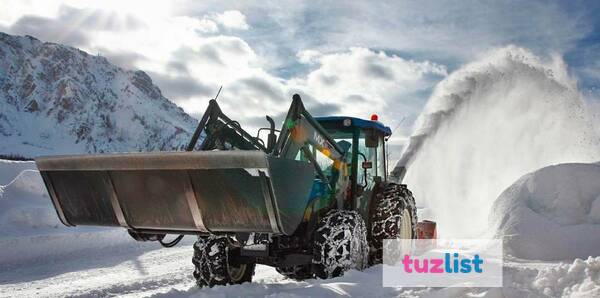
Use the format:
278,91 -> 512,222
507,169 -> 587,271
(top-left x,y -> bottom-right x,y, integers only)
192,235 -> 231,287
369,183 -> 417,264
313,209 -> 369,279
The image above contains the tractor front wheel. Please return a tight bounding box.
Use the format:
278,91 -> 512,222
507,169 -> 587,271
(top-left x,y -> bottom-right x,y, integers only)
192,236 -> 255,287
313,209 -> 369,279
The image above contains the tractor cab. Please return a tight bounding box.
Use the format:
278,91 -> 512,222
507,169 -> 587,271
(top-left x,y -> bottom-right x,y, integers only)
308,116 -> 392,216
315,116 -> 391,179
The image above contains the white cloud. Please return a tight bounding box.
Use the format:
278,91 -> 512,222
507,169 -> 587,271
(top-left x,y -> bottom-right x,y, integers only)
0,1 -> 447,138
297,49 -> 321,64
171,16 -> 218,34
290,48 -> 447,129
181,47 -> 447,136
1,0 -> 595,142
212,10 -> 249,30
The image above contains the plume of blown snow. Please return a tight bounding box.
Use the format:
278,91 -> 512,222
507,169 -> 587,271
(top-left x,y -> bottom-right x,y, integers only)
396,46 -> 600,237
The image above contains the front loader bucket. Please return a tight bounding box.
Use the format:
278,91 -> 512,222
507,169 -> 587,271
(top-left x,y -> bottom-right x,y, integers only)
35,151 -> 314,236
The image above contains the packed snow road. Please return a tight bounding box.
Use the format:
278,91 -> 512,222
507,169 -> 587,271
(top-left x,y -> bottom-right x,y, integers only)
0,242 -> 195,297
0,240 -> 414,297
2,239 -> 598,298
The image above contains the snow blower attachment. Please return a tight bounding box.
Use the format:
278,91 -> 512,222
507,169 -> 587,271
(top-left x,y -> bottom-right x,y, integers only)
36,94 -> 432,287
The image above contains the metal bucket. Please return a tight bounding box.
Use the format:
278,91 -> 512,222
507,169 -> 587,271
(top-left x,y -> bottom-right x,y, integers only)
36,151 -> 314,235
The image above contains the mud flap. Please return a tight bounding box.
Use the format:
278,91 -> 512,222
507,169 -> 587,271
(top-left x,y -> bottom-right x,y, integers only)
36,151 -> 314,235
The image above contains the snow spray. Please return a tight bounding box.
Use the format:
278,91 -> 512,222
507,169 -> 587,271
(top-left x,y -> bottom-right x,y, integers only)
395,46 -> 600,237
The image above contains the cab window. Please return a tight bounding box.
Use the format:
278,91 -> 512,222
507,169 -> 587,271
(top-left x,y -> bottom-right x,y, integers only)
356,130 -> 384,186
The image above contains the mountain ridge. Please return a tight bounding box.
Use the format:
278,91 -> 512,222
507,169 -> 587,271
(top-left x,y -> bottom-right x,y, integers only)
0,32 -> 198,157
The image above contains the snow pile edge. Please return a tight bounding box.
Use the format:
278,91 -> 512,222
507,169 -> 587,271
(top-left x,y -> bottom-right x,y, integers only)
491,162 -> 600,260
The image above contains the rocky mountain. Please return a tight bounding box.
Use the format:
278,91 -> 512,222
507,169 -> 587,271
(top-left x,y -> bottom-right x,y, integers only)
0,32 -> 198,157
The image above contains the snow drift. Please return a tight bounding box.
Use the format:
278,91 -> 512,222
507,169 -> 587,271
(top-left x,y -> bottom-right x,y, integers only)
0,169 -> 59,235
0,159 -> 36,185
396,46 -> 600,237
490,162 -> 600,260
0,160 -> 58,237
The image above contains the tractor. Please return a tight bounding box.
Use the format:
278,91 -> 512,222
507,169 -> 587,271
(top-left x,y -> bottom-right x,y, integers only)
36,94 -> 425,287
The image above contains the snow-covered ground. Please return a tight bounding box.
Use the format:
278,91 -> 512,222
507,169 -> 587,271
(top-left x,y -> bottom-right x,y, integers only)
2,243 -> 598,297
1,159 -> 599,297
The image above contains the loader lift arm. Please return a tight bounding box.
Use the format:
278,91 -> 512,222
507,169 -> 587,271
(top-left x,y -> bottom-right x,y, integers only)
273,94 -> 349,198
186,99 -> 268,152
186,94 -> 347,190
188,94 -> 345,161
275,94 -> 345,162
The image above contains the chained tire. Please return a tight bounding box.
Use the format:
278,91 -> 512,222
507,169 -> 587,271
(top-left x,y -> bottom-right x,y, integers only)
192,236 -> 255,287
369,183 -> 417,265
276,265 -> 313,280
313,209 -> 369,279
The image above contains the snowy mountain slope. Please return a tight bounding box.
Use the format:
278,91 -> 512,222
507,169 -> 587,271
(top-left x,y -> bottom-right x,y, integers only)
0,32 -> 198,157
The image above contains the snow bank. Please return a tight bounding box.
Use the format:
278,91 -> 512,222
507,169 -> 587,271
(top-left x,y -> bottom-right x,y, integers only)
532,257 -> 600,297
0,160 -> 74,237
0,169 -> 61,235
491,162 -> 600,260
0,159 -> 36,185
396,46 -> 600,237
0,159 -> 150,266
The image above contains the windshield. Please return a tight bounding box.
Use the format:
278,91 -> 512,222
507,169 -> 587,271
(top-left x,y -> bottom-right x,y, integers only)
329,130 -> 385,185
295,126 -> 385,186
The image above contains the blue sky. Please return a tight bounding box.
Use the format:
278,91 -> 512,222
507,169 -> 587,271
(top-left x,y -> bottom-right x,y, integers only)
1,0 -> 599,140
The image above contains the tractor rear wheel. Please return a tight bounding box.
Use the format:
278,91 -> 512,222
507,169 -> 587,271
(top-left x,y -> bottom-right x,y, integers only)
313,209 -> 369,279
369,183 -> 417,264
192,236 -> 255,287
